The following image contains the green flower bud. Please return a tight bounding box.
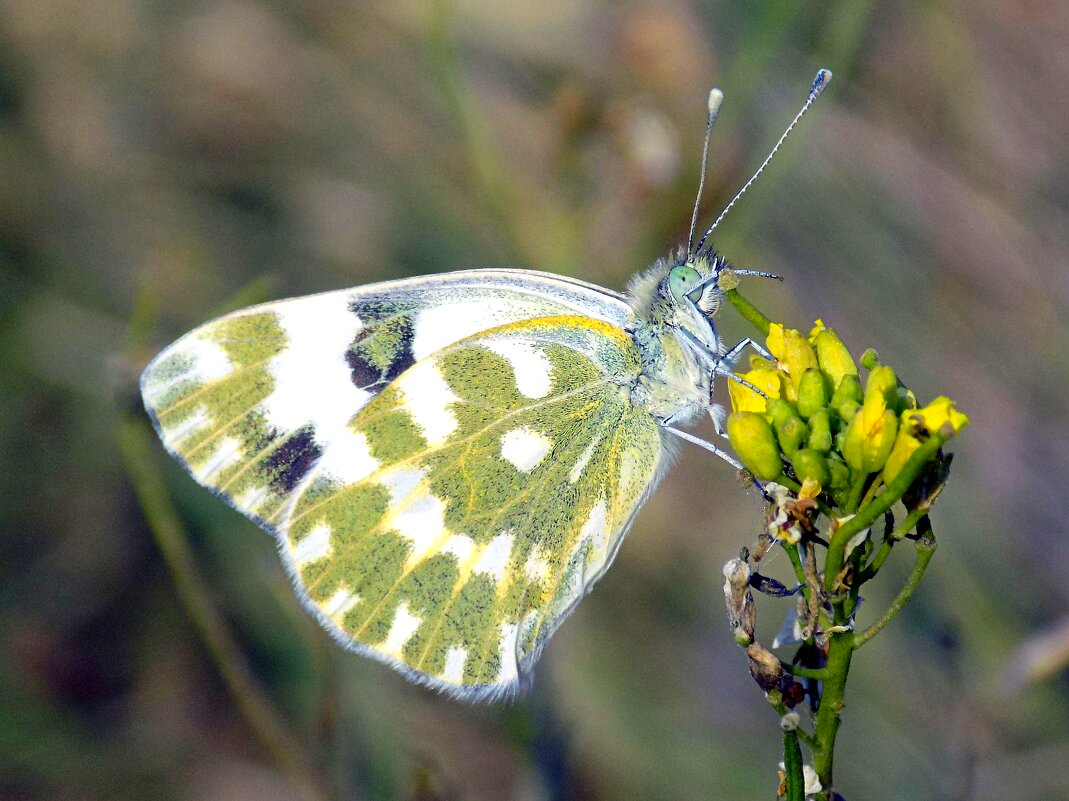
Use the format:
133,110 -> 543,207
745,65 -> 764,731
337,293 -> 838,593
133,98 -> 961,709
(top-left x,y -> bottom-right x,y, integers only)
842,400 -> 898,474
860,348 -> 880,370
766,398 -> 800,428
776,415 -> 810,459
826,455 -> 851,489
797,369 -> 832,419
831,373 -> 862,409
807,409 -> 833,452
792,448 -> 830,487
727,412 -> 784,481
812,328 -> 858,388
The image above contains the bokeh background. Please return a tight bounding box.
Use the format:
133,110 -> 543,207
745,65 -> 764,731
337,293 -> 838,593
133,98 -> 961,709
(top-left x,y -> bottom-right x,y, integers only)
3,1 -> 1069,799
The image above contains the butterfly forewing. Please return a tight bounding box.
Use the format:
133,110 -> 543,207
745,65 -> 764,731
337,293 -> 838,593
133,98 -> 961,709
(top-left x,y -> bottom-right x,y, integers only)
277,316 -> 664,698
140,270 -> 635,528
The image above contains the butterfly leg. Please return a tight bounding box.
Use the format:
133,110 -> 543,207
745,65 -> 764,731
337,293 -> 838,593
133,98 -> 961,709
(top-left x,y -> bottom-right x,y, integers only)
665,425 -> 743,469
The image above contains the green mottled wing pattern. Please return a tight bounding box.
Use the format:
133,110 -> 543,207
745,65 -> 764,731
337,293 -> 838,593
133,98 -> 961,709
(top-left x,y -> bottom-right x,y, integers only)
140,270 -> 633,530
277,316 -> 664,699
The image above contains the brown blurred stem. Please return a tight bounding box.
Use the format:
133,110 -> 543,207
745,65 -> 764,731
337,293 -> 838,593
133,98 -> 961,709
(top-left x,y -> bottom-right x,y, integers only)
117,418 -> 327,801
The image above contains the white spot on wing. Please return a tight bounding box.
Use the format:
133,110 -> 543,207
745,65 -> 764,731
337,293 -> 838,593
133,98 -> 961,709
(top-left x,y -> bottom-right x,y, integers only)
568,434 -> 601,483
236,485 -> 268,512
486,340 -> 553,398
380,468 -> 425,503
397,362 -> 459,445
500,427 -> 552,472
412,302 -> 508,361
193,436 -> 242,481
443,646 -> 467,683
316,428 -> 379,483
294,523 -> 331,565
144,339 -> 233,401
441,533 -> 476,563
262,296 -> 371,437
323,588 -> 359,618
579,498 -> 610,561
163,406 -> 210,445
524,548 -> 549,582
392,492 -> 447,566
474,532 -> 514,581
382,602 -> 422,656
497,623 -> 520,684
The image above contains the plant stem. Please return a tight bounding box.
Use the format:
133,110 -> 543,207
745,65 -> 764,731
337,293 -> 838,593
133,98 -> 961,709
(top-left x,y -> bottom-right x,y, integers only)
782,663 -> 829,681
725,289 -> 772,337
117,418 -> 326,801
860,508 -> 927,580
823,434 -> 945,594
812,628 -> 854,794
853,532 -> 937,649
783,729 -> 806,801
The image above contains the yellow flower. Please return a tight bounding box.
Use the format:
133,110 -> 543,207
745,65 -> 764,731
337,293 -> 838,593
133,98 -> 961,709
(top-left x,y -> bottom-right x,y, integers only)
912,396 -> 969,437
766,323 -> 818,399
842,391 -> 898,474
883,397 -> 969,483
809,321 -> 858,390
727,365 -> 786,414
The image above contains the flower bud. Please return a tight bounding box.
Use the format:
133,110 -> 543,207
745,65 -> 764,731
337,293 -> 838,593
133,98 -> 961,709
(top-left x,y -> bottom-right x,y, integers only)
792,448 -> 830,487
766,398 -> 799,428
727,412 -> 784,480
806,409 -> 833,453
797,368 -> 831,419
842,397 -> 898,474
830,374 -> 863,421
826,455 -> 851,489
810,324 -> 858,388
776,415 -> 810,459
860,348 -> 880,370
864,364 -> 898,408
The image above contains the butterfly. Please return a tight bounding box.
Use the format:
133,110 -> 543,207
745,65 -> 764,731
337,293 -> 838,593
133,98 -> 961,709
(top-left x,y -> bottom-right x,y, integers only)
140,70 -> 830,700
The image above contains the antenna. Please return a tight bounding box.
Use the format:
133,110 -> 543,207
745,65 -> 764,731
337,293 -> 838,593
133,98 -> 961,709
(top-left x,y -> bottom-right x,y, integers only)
694,68 -> 832,255
686,88 -> 725,258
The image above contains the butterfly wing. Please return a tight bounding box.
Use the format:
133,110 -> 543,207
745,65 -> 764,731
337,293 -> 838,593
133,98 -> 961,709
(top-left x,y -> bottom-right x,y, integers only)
275,315 -> 666,699
140,269 -> 634,526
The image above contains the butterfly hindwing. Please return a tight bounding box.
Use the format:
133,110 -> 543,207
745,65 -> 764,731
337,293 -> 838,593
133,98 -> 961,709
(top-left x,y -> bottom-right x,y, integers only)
277,316 -> 665,698
140,270 -> 635,528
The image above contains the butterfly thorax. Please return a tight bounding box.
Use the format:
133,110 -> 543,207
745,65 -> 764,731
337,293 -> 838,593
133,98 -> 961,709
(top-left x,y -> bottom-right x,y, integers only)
625,255 -> 722,424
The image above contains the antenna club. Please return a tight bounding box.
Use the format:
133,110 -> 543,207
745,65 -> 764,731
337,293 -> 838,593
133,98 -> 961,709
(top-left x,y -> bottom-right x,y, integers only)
708,88 -> 724,117
810,68 -> 833,98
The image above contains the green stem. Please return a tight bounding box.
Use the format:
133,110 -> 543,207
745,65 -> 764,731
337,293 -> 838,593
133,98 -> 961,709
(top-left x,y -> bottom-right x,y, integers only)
860,508 -> 928,581
824,434 -> 945,594
812,628 -> 854,793
853,532 -> 937,649
782,663 -> 829,681
786,544 -> 808,594
117,418 -> 326,801
725,289 -> 771,337
783,729 -> 806,801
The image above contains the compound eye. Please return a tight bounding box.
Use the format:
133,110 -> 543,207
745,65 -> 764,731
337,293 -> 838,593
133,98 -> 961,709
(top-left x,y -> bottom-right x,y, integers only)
667,265 -> 704,304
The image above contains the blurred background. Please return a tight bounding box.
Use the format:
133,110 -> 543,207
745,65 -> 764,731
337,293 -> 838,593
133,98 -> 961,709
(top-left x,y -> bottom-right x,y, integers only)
2,0 -> 1068,799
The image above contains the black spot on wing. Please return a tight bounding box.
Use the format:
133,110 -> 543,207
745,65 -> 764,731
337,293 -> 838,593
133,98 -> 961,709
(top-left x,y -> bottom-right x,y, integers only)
346,349 -> 381,390
345,311 -> 417,390
382,319 -> 416,382
262,425 -> 322,493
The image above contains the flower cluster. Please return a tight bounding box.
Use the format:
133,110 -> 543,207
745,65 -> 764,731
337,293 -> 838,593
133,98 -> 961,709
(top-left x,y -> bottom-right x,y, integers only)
725,321 -> 968,510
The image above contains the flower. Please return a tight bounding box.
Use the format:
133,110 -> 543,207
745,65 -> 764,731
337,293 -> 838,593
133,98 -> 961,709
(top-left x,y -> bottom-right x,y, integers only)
767,323 -> 819,398
727,362 -> 786,414
883,397 -> 969,483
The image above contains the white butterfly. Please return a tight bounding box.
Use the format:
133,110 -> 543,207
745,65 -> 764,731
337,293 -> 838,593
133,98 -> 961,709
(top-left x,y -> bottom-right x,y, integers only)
140,70 -> 830,700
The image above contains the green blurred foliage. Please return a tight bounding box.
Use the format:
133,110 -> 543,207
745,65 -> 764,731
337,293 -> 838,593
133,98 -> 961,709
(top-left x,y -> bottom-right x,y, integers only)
2,1 -> 1069,799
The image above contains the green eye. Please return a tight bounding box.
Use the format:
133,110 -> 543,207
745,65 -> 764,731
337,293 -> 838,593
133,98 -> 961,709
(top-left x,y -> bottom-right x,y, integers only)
667,265 -> 703,303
